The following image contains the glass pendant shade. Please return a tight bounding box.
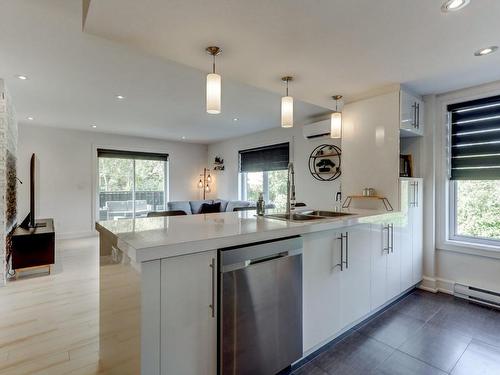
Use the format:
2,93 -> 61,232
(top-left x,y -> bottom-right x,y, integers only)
206,73 -> 221,114
330,111 -> 342,138
281,96 -> 294,128
205,184 -> 211,193
207,174 -> 212,183
198,179 -> 203,189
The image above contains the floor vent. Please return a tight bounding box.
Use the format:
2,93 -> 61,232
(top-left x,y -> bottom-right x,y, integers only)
454,283 -> 500,309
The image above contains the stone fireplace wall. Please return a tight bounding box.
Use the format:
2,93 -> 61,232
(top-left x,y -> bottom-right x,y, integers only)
0,80 -> 18,286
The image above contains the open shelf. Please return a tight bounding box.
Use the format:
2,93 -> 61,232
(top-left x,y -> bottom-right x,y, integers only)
342,195 -> 394,211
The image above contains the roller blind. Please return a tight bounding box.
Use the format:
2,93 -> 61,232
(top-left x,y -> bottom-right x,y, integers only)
97,149 -> 168,161
239,142 -> 290,172
448,95 -> 500,180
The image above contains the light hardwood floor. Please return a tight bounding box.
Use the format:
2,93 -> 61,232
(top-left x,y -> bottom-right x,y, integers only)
0,237 -> 103,375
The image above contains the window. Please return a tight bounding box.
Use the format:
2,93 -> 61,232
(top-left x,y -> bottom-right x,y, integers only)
97,149 -> 168,220
448,96 -> 500,244
239,143 -> 289,211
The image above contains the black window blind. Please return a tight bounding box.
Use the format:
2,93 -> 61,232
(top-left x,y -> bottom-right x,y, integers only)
239,142 -> 290,173
448,95 -> 500,180
97,149 -> 168,162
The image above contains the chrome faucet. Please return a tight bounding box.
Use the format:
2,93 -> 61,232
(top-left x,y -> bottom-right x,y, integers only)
286,162 -> 296,218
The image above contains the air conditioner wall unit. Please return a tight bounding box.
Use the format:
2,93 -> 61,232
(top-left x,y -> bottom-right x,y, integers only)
302,119 -> 331,140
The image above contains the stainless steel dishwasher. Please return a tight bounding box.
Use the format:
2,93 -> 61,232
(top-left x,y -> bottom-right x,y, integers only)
219,236 -> 303,375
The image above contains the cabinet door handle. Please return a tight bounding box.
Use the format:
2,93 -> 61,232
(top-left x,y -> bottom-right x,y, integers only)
389,224 -> 394,253
415,182 -> 419,208
414,103 -> 417,128
337,235 -> 344,271
410,182 -> 413,207
336,234 -> 347,271
383,225 -> 390,253
345,232 -> 349,269
412,182 -> 416,207
416,103 -> 420,129
411,103 -> 417,127
209,258 -> 215,318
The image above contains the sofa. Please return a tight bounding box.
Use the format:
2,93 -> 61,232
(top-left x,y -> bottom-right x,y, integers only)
167,199 -> 258,215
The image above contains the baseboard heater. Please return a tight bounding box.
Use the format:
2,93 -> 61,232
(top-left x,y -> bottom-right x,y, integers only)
454,283 -> 500,309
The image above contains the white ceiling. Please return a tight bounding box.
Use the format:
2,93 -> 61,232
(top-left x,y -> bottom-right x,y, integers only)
84,0 -> 500,109
0,0 -> 328,144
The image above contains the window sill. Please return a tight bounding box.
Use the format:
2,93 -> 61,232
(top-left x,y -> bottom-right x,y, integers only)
437,238 -> 500,260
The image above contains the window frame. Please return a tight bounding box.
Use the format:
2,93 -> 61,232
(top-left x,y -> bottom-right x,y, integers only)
448,180 -> 500,247
93,145 -> 170,223
237,139 -> 293,207
239,170 -> 271,202
438,89 -> 500,254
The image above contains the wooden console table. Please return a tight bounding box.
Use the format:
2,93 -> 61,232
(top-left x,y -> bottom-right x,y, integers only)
11,218 -> 55,277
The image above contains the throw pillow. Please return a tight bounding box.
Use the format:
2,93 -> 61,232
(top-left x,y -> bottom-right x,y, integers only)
199,202 -> 221,214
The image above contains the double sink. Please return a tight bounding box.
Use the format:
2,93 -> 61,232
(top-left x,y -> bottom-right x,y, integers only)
264,210 -> 353,222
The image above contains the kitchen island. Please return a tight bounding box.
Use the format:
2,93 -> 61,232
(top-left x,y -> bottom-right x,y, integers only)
96,205 -> 422,374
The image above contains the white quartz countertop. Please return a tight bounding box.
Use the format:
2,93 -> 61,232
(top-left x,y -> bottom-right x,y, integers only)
96,209 -> 398,262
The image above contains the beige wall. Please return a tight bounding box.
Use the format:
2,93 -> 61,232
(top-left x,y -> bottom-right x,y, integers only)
425,80 -> 500,293
207,124 -> 342,210
18,124 -> 207,238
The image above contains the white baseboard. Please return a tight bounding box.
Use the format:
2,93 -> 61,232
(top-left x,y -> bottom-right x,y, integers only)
419,276 -> 438,293
419,275 -> 454,295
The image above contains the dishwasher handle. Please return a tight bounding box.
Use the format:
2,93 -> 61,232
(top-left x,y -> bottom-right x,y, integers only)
220,236 -> 302,271
223,250 -> 300,273
250,252 -> 289,266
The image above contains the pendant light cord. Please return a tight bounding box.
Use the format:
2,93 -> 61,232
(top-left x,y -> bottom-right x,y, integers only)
212,55 -> 216,74
286,78 -> 289,96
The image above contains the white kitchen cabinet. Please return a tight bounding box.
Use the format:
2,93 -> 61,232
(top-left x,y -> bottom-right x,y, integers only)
399,180 -> 413,292
400,90 -> 424,137
409,178 -> 423,284
370,219 -> 401,308
303,224 -> 372,352
342,90 -> 401,210
160,250 -> 217,375
399,178 -> 424,286
370,223 -> 388,310
339,224 -> 372,327
385,221 -> 402,300
302,231 -> 343,352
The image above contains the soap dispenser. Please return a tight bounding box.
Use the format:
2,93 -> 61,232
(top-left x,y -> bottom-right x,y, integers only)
256,192 -> 265,216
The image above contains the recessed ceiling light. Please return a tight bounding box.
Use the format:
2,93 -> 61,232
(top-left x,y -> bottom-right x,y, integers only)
27,116 -> 34,121
91,124 -> 97,128
441,0 -> 470,12
181,136 -> 186,140
16,75 -> 28,80
474,46 -> 498,56
233,118 -> 239,122
116,95 -> 125,100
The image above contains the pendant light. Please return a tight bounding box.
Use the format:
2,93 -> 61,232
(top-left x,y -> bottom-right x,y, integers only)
206,46 -> 222,114
281,76 -> 294,128
330,95 -> 343,139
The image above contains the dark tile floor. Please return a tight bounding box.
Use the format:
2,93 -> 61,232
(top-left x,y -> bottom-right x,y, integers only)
292,289 -> 500,375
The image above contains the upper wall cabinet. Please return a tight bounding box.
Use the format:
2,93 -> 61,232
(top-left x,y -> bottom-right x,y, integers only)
400,90 -> 424,137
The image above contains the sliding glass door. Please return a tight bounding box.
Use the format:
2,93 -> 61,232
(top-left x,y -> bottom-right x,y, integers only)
97,149 -> 168,221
